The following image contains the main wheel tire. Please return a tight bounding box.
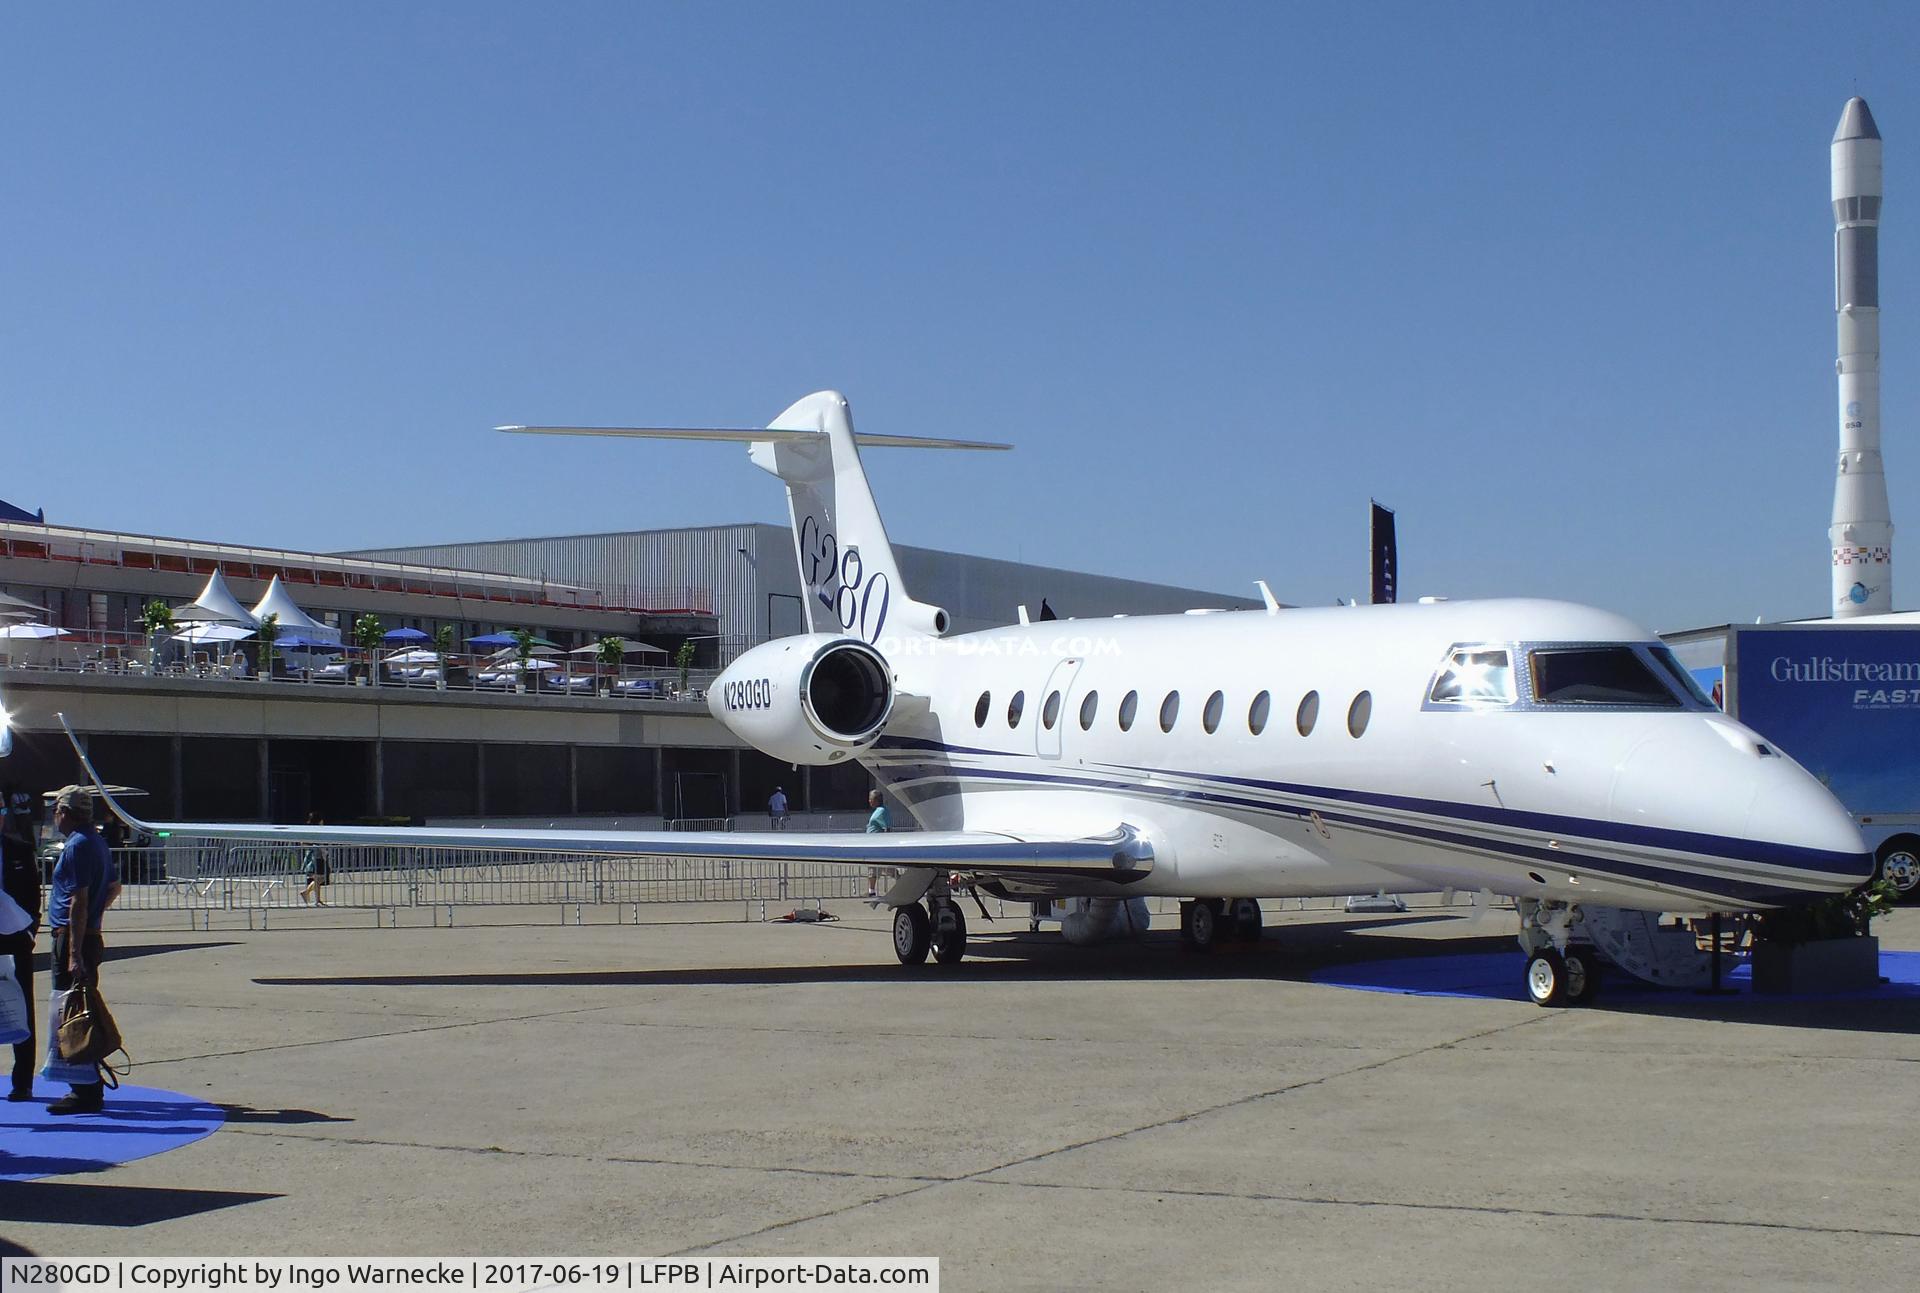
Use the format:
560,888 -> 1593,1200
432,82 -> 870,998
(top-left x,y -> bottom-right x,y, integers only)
932,902 -> 969,964
1525,948 -> 1567,1007
1875,838 -> 1920,904
1230,898 -> 1263,941
1182,899 -> 1219,951
892,903 -> 931,965
1562,948 -> 1600,1005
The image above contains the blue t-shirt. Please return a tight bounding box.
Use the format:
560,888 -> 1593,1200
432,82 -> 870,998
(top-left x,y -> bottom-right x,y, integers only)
866,804 -> 891,833
49,827 -> 114,930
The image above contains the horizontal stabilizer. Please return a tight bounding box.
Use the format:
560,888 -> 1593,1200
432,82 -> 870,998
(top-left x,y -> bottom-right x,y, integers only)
497,426 -> 1011,451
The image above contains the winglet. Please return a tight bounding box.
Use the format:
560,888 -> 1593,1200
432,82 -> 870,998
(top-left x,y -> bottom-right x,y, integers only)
1254,580 -> 1281,615
56,713 -> 160,834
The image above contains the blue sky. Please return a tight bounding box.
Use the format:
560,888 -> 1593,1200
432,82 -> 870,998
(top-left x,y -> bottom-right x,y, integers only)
3,3 -> 1916,631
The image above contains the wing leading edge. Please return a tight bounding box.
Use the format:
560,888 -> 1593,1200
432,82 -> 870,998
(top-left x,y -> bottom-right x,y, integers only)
57,716 -> 1152,882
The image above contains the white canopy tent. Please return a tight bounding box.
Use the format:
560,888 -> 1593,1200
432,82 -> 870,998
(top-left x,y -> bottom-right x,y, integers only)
172,569 -> 256,626
250,575 -> 340,643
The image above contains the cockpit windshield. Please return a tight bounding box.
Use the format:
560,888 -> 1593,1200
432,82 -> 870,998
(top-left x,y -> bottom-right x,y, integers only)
1428,647 -> 1516,705
1648,645 -> 1717,708
1529,647 -> 1681,707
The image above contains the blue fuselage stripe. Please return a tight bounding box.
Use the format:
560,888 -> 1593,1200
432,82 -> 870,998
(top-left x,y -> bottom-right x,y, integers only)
870,736 -> 1865,878
867,748 -> 1854,905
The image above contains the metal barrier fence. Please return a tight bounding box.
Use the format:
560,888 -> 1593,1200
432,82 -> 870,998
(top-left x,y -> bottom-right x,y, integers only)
31,845 -> 1503,929
97,841 -> 871,923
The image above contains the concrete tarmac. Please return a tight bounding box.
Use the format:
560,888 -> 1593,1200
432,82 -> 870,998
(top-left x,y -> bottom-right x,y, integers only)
3,903 -> 1918,1290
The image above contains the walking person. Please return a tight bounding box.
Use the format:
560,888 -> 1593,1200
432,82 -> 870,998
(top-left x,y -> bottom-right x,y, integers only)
1,784 -> 40,1102
299,814 -> 330,906
767,786 -> 789,830
43,787 -> 118,1115
864,789 -> 891,898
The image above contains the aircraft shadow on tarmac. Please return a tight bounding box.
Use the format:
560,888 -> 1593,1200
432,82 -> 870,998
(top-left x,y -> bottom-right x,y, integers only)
247,915 -> 1920,1034
218,1103 -> 352,1126
0,1180 -> 279,1227
25,940 -> 242,973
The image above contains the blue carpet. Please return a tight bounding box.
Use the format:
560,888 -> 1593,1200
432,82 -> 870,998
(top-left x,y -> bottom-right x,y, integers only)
0,1082 -> 225,1182
1312,948 -> 1920,1003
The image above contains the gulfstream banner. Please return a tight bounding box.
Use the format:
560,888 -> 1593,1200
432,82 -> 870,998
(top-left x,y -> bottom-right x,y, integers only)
1734,626 -> 1920,806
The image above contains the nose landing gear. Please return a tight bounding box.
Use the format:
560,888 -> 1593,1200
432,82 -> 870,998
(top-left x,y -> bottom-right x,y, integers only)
1518,899 -> 1602,1007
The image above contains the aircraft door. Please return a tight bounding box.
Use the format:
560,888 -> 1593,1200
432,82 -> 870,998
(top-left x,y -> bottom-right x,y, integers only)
1035,657 -> 1084,760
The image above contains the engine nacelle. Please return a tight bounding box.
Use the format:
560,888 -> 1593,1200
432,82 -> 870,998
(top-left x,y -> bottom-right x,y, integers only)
709,633 -> 895,765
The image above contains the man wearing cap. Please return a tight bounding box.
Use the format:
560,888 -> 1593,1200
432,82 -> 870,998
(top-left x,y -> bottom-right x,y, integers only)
43,787 -> 118,1115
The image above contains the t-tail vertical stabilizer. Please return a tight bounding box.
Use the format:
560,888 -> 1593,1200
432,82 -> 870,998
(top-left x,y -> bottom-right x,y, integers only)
750,391 -> 948,650
496,392 -> 1010,656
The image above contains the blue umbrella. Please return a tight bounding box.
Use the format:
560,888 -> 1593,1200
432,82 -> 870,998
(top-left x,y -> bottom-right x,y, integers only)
468,631 -> 559,649
384,627 -> 431,644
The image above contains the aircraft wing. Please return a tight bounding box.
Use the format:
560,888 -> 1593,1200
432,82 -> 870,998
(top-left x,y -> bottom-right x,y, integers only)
58,717 -> 1151,882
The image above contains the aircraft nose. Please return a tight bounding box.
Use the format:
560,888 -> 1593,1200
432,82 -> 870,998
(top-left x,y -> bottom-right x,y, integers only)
1611,722 -> 1871,895
1742,758 -> 1872,882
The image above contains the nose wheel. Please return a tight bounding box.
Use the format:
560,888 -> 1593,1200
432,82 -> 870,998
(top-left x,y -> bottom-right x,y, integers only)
1524,946 -> 1601,1007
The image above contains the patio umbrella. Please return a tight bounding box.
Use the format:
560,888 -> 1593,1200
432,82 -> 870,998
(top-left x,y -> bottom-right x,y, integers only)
383,627 -> 431,644
274,635 -> 340,651
567,637 -> 667,656
486,643 -> 561,661
172,624 -> 255,645
0,591 -> 49,617
468,632 -> 560,650
0,622 -> 69,640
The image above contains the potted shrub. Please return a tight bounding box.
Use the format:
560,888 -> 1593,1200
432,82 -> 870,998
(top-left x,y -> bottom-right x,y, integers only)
595,635 -> 624,695
141,599 -> 174,672
353,614 -> 385,685
433,624 -> 455,690
258,612 -> 279,680
511,627 -> 535,693
675,639 -> 696,697
1749,879 -> 1895,994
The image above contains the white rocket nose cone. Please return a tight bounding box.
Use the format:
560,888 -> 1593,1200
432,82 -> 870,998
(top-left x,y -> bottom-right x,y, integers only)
1835,97 -> 1881,143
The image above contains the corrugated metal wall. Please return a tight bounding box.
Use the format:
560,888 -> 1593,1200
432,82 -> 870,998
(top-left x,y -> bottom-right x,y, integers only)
350,524 -> 1258,662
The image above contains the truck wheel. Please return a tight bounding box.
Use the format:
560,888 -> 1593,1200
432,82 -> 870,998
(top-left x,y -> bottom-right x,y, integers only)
1875,836 -> 1920,904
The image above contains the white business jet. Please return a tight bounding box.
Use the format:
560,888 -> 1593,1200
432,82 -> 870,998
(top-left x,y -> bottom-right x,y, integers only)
57,392 -> 1872,1006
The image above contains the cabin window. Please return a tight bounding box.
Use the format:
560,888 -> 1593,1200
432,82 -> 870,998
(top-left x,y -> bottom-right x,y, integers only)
1428,647 -> 1515,705
1248,690 -> 1271,735
1159,691 -> 1180,732
1042,689 -> 1062,730
1531,647 -> 1680,707
974,691 -> 991,727
1348,690 -> 1372,737
1007,690 -> 1026,727
1079,690 -> 1099,730
1296,690 -> 1319,736
1118,690 -> 1139,731
1202,690 -> 1224,734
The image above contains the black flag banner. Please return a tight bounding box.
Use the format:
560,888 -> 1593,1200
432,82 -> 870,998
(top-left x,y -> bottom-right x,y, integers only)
1370,501 -> 1397,605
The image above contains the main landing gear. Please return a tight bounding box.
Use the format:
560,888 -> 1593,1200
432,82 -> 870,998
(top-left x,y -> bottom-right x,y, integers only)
1179,898 -> 1264,951
1517,899 -> 1601,1007
891,892 -> 969,966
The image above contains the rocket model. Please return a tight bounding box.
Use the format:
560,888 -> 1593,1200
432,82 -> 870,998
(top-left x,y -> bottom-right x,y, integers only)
1831,96 -> 1893,616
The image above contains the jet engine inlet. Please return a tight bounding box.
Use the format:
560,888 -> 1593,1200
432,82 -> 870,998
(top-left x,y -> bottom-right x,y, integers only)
804,641 -> 892,740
